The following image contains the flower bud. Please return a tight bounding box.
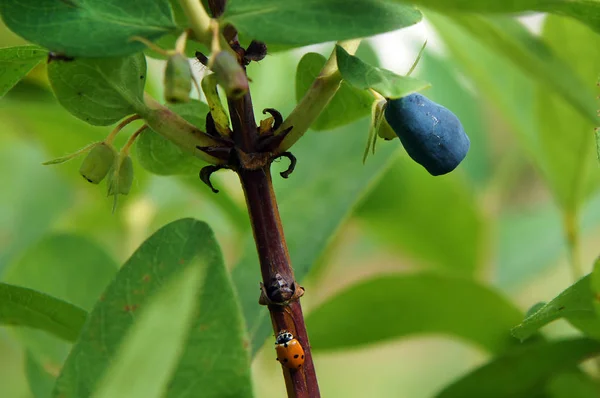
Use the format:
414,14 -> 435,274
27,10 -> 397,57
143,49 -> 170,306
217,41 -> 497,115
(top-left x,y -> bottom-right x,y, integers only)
79,142 -> 116,184
164,53 -> 192,103
107,153 -> 134,196
211,51 -> 248,99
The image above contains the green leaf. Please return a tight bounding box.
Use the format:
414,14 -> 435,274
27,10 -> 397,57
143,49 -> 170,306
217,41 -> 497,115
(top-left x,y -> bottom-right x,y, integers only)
0,142 -> 71,274
47,53 -> 147,126
0,0 -> 176,57
356,157 -> 485,276
0,45 -> 47,98
496,204 -> 565,289
511,274 -> 600,341
53,219 -> 253,398
436,338 -> 600,398
336,45 -> 430,99
416,50 -> 489,186
3,234 -> 118,365
295,52 -> 373,131
136,100 -> 208,175
91,267 -> 203,398
25,351 -> 55,398
0,282 -> 86,342
222,0 -> 422,50
546,371 -> 600,398
396,1 -> 600,35
448,14 -> 598,127
536,15 -> 600,213
232,117 -> 398,353
427,12 -> 540,165
307,273 -> 522,354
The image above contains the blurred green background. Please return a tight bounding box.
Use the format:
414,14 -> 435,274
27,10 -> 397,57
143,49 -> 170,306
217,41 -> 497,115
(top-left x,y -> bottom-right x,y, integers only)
1,11 -> 600,398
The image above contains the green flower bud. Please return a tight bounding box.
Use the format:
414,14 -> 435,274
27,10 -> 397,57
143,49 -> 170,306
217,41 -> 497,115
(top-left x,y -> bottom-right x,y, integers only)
79,142 -> 116,184
211,51 -> 248,99
164,53 -> 192,103
108,153 -> 134,196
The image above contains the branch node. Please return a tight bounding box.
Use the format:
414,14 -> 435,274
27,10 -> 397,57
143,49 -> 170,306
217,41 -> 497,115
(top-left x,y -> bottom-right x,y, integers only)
257,126 -> 293,153
259,274 -> 305,306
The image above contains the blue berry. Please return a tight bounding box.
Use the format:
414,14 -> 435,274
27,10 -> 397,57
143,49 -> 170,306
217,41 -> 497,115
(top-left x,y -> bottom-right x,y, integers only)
384,93 -> 470,176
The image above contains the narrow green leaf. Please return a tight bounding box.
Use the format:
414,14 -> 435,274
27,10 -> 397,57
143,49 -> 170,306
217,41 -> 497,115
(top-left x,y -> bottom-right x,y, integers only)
436,338 -> 600,398
427,12 -> 540,165
356,157 -> 485,275
0,45 -> 47,98
536,15 -> 600,213
0,283 -> 86,342
307,273 -> 522,354
448,14 -> 598,126
511,274 -> 600,341
396,0 -> 600,35
0,1 -> 176,57
53,219 -> 253,398
136,100 -> 208,175
3,234 -> 118,365
416,51 -> 489,185
25,351 -> 55,398
47,53 -> 147,126
363,101 -> 386,163
223,0 -> 422,50
336,45 -> 430,99
92,267 -> 203,398
591,257 -> 600,315
232,118 -> 398,354
295,52 -> 373,131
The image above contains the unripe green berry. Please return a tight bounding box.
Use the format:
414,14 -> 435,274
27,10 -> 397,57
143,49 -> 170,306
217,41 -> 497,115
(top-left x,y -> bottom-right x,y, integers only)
164,53 -> 192,103
108,154 -> 134,196
79,142 -> 116,184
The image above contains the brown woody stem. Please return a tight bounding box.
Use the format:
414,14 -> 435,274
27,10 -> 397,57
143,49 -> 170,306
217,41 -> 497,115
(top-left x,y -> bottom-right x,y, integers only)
198,0 -> 320,396
238,167 -> 319,398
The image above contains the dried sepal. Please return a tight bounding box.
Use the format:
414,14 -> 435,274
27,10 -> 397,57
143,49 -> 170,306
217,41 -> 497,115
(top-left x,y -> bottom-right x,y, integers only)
42,142 -> 98,165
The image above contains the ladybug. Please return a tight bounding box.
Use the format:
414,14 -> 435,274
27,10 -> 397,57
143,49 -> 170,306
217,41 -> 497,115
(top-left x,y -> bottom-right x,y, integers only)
275,330 -> 305,369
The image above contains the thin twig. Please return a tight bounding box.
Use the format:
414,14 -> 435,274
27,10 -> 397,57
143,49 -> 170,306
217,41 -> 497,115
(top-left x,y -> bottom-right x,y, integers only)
274,40 -> 361,153
105,115 -> 141,144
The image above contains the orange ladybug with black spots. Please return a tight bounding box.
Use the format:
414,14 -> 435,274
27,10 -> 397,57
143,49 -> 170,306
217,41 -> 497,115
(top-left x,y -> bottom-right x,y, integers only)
275,330 -> 305,369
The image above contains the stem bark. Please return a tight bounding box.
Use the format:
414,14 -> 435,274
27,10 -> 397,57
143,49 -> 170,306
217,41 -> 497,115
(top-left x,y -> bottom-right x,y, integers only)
200,1 -> 321,396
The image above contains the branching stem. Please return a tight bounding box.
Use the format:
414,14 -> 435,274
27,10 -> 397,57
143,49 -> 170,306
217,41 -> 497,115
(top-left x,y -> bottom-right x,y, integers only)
187,0 -> 322,396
